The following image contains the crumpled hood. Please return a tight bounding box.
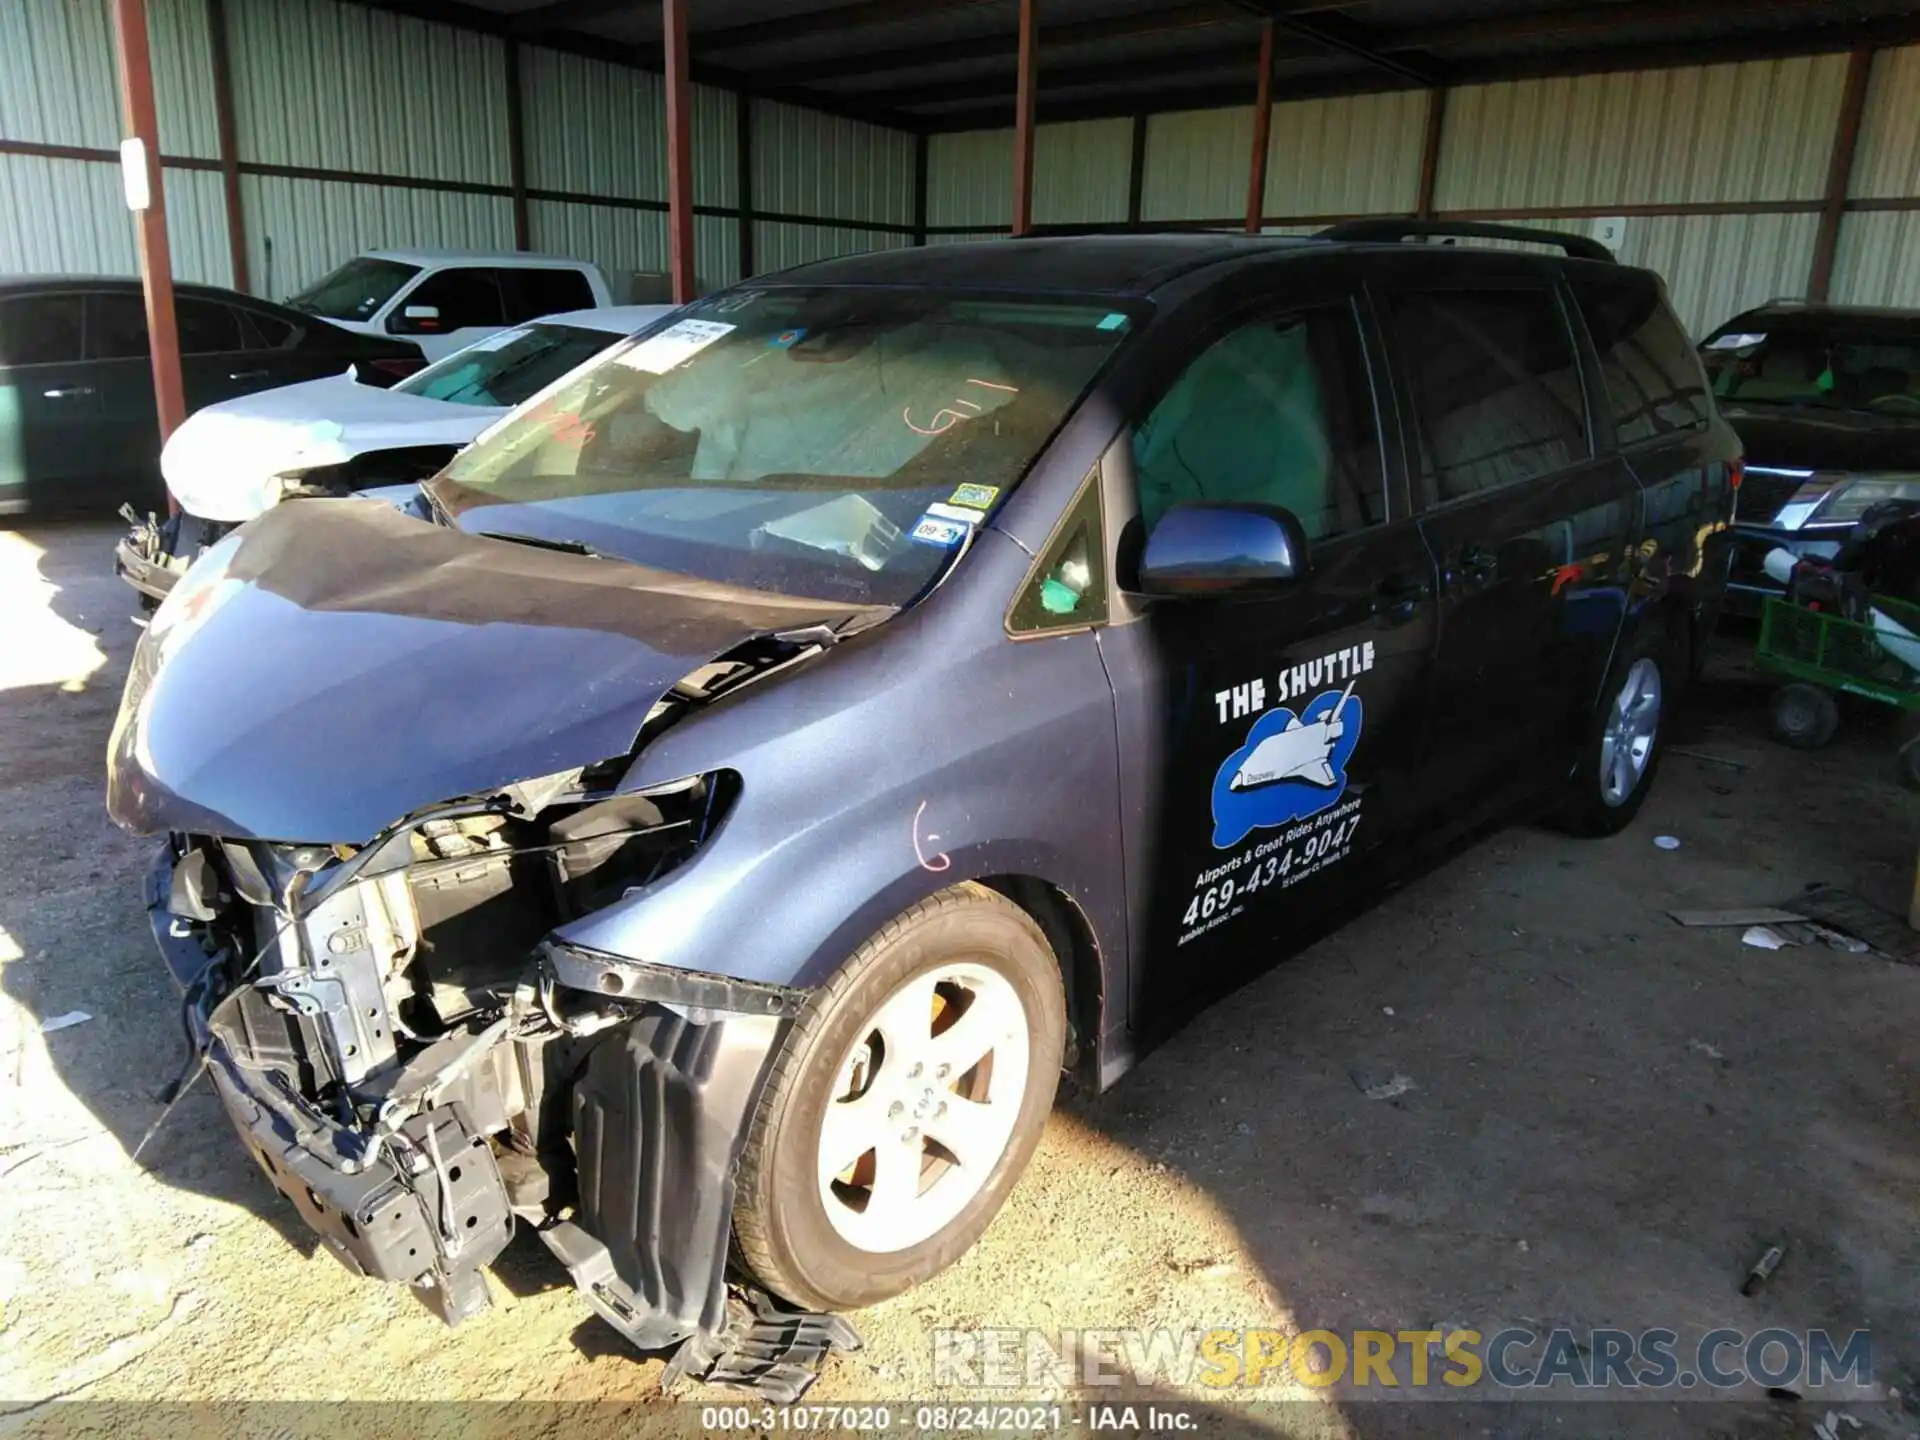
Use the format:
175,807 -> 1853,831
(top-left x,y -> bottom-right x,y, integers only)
161,375 -> 497,522
106,499 -> 880,843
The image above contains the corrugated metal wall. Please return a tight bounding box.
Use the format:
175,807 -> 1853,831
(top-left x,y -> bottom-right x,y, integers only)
6,0 -> 1920,330
1834,43 -> 1920,309
0,0 -> 911,298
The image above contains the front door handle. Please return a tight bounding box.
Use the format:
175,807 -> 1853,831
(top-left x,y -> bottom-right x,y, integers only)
1369,573 -> 1429,624
227,369 -> 269,382
42,385 -> 95,399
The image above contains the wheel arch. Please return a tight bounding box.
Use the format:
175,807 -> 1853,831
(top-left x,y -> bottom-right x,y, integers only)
976,874 -> 1107,1091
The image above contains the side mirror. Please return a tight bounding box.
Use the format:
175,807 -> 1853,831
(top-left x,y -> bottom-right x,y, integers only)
1135,502 -> 1309,596
389,304 -> 442,335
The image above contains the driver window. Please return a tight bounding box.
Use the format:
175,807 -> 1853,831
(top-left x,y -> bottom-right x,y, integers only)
1130,304 -> 1385,541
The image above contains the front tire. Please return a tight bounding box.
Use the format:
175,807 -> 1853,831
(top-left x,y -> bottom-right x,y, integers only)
732,883 -> 1065,1312
1553,630 -> 1670,836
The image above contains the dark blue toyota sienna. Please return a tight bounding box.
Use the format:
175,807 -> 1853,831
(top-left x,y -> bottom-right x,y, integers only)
107,225 -> 1737,1397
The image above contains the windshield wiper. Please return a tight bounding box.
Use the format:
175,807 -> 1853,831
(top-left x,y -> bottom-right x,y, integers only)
476,529 -> 602,558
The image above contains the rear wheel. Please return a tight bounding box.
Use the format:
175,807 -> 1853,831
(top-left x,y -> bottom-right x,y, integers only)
732,884 -> 1065,1312
1769,683 -> 1839,750
1553,631 -> 1670,835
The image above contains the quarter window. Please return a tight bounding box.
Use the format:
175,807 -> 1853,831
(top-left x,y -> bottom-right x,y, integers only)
0,294 -> 84,366
1573,281 -> 1710,442
1383,288 -> 1588,504
1009,473 -> 1107,634
1130,304 -> 1385,542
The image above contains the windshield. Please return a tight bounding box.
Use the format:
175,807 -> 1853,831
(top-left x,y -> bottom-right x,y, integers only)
1703,326 -> 1920,417
287,257 -> 421,321
426,288 -> 1139,606
395,322 -> 619,408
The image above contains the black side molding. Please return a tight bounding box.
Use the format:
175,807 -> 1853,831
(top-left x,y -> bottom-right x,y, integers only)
1318,219 -> 1617,264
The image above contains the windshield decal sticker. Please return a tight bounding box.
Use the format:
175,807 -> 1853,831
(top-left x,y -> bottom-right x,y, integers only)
1706,331 -> 1766,350
617,318 -> 735,374
911,516 -> 969,547
769,327 -> 806,349
950,483 -> 1000,508
923,501 -> 986,525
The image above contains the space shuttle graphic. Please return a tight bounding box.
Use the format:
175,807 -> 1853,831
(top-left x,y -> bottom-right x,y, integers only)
1228,682 -> 1355,791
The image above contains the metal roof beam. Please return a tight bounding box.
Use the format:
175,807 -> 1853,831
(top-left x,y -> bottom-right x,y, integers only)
1229,1 -> 1438,86
840,40 -> 1312,110
765,3 -> 1253,87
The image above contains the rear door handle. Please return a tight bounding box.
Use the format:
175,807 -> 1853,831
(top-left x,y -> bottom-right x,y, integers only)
1455,543 -> 1500,582
42,385 -> 94,399
227,369 -> 269,382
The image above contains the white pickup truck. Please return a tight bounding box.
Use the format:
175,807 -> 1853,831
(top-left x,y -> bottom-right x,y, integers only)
284,249 -> 616,361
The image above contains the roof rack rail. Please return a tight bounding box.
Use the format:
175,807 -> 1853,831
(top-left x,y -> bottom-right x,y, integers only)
1317,219 -> 1616,264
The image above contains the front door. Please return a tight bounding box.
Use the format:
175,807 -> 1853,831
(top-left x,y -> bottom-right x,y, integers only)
1097,291 -> 1438,1021
0,291 -> 98,514
1374,281 -> 1639,821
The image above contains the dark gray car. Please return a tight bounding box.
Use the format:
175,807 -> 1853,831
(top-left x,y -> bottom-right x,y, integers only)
107,227 -> 1738,1399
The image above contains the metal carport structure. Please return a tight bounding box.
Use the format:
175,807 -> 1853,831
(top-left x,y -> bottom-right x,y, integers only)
8,0 -> 1920,447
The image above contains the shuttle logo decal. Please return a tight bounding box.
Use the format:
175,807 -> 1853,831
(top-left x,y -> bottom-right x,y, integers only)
1210,682 -> 1363,849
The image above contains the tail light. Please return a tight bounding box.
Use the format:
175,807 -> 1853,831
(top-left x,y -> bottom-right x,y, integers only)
1729,458 -> 1745,491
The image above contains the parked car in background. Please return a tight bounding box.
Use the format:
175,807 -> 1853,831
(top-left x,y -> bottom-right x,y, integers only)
108,226 -> 1735,1397
1702,300 -> 1920,613
0,276 -> 424,518
114,304 -> 674,604
285,249 -> 615,361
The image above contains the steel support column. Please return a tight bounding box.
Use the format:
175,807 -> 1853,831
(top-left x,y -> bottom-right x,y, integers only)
1809,47 -> 1874,301
110,0 -> 186,478
663,0 -> 697,302
505,40 -> 531,251
1416,85 -> 1447,220
205,0 -> 249,292
1244,19 -> 1274,233
1011,0 -> 1038,236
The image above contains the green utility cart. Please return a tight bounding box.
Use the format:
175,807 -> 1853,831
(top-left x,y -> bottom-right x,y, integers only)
1756,592 -> 1920,783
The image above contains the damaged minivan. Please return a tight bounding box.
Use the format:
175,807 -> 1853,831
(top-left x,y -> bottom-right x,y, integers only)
109,226 -> 1737,1398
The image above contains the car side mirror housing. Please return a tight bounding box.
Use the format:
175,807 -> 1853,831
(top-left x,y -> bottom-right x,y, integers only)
1134,502 -> 1310,596
389,304 -> 442,335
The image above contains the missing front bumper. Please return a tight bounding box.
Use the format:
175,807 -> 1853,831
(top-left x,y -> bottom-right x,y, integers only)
154,850 -> 854,1399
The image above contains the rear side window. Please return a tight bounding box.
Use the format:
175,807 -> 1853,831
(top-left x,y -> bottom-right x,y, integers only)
176,297 -> 244,355
402,268 -> 506,331
87,292 -> 149,359
0,294 -> 84,366
1573,281 -> 1711,442
498,268 -> 595,322
240,307 -> 298,350
1131,304 -> 1386,543
1383,288 -> 1588,504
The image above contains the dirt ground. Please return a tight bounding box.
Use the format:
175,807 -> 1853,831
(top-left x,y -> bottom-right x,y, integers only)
1,520 -> 1916,1440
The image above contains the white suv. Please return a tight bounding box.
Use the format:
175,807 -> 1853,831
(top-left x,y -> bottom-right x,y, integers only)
285,249 -> 615,360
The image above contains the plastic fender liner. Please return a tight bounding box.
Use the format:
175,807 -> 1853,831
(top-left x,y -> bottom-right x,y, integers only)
554,1006 -> 785,1346
546,1002 -> 860,1399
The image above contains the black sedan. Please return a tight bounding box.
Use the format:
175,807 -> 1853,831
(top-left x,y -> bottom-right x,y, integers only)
0,275 -> 424,518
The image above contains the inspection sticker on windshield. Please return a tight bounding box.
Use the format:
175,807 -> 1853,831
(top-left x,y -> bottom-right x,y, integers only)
911,516 -> 969,547
618,319 -> 735,374
923,502 -> 986,525
949,483 -> 1000,508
